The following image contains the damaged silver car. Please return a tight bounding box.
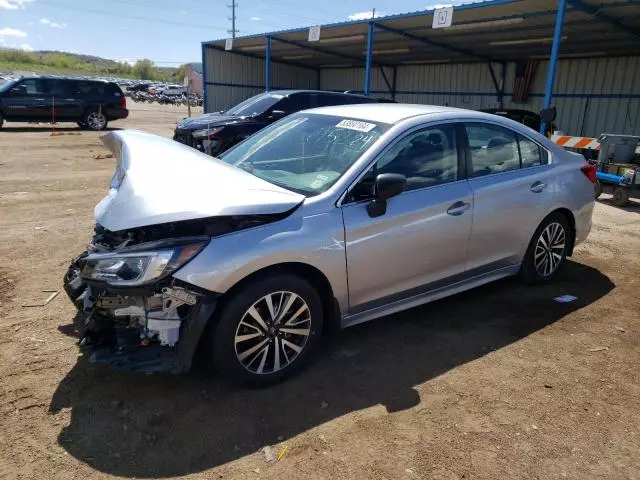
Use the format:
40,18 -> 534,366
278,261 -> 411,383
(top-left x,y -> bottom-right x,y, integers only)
64,105 -> 595,386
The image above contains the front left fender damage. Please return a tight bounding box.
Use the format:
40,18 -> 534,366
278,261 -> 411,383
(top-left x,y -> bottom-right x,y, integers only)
65,255 -> 217,374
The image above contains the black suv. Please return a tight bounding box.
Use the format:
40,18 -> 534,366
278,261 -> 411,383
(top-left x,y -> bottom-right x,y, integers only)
174,89 -> 393,156
0,77 -> 128,130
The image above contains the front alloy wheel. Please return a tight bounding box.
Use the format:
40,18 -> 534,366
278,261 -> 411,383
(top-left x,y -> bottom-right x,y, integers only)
534,222 -> 566,277
211,274 -> 323,387
234,291 -> 311,375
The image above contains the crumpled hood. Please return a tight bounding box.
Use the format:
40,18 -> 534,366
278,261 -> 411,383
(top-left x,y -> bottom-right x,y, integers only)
94,130 -> 304,232
176,113 -> 249,131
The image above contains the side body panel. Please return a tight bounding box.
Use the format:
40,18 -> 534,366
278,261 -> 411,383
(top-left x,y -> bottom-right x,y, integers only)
466,164 -> 556,270
173,205 -> 350,314
342,181 -> 473,313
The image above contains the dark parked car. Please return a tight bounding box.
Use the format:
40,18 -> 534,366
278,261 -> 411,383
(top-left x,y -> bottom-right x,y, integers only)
174,89 -> 394,156
480,108 -> 556,136
0,77 -> 128,130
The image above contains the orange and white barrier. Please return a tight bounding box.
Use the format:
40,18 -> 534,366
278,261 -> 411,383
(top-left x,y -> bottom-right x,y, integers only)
551,134 -> 640,154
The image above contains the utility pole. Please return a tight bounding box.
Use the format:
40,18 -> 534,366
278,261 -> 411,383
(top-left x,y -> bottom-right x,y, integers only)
228,1 -> 239,38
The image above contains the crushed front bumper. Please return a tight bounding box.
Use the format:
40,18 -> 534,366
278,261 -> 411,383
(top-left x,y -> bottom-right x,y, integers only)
63,254 -> 216,374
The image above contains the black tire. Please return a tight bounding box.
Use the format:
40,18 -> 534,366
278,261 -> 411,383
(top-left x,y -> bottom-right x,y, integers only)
519,212 -> 571,285
210,273 -> 324,387
0,111 -> 4,129
77,121 -> 87,129
612,187 -> 630,207
594,180 -> 603,199
83,110 -> 108,131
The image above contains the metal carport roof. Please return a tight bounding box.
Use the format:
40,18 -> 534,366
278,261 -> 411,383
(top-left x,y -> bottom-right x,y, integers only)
203,0 -> 640,68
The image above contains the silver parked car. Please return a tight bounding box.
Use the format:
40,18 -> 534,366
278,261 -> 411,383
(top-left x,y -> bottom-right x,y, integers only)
64,104 -> 596,386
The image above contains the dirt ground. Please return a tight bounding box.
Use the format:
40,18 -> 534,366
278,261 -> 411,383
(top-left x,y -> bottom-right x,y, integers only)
1,102 -> 639,480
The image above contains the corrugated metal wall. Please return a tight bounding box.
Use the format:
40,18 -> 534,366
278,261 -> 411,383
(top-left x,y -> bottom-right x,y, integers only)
204,47 -> 640,138
204,47 -> 318,112
321,56 -> 640,137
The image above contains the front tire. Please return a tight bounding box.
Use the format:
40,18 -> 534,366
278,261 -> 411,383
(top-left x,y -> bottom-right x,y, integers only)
210,274 -> 323,387
519,213 -> 571,284
0,112 -> 4,129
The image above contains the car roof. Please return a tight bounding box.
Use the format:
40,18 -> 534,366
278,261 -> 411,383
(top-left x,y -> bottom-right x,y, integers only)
305,103 -> 478,124
19,76 -> 112,84
269,89 -> 377,100
481,108 -> 539,116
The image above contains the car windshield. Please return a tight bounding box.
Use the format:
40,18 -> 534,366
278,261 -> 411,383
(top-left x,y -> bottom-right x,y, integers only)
0,79 -> 18,93
219,113 -> 390,195
226,93 -> 284,117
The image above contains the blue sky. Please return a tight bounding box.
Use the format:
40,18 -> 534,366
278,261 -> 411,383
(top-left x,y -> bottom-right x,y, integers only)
0,0 -> 477,65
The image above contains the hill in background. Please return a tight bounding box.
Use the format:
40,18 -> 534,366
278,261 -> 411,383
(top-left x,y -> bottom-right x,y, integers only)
0,48 -> 182,82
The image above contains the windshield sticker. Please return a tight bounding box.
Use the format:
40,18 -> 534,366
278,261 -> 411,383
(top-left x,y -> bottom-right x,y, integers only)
310,174 -> 329,189
335,119 -> 377,133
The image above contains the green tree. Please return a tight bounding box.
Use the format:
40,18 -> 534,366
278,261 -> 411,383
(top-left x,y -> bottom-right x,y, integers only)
132,59 -> 156,80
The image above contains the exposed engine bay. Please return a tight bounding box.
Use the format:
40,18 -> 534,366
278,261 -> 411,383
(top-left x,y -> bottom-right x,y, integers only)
64,213 -> 287,373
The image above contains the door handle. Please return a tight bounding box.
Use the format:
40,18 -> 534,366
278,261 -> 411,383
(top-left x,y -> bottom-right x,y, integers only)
447,201 -> 471,216
530,181 -> 547,193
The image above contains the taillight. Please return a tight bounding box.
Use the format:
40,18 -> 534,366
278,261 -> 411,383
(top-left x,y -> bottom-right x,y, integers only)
121,95 -> 127,109
580,163 -> 597,184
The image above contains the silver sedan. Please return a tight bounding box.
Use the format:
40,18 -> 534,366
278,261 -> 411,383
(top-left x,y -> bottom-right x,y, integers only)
65,104 -> 596,386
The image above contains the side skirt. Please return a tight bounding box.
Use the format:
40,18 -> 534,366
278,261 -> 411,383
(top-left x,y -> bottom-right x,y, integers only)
341,264 -> 520,329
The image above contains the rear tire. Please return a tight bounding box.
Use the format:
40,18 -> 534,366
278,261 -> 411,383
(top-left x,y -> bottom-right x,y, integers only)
77,121 -> 87,129
83,110 -> 108,131
0,112 -> 4,129
612,187 -> 630,207
594,180 -> 603,199
519,212 -> 571,285
210,273 -> 323,387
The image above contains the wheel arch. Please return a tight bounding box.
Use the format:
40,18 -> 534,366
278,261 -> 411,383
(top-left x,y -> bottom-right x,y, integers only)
210,262 -> 341,334
544,207 -> 577,256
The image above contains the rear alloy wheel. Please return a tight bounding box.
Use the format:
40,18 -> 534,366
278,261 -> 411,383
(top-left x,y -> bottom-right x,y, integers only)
612,187 -> 630,207
211,274 -> 323,387
84,110 -> 108,131
519,213 -> 570,284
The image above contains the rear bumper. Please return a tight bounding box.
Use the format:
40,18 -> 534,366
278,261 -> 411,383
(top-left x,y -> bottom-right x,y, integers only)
108,108 -> 129,120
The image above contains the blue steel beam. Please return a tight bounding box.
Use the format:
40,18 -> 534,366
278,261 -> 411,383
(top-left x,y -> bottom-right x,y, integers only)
364,21 -> 374,96
567,0 -> 640,41
541,0 -> 567,134
204,44 -> 318,71
270,35 -> 390,67
265,34 -> 271,92
201,43 -> 208,113
379,66 -> 393,94
372,22 -> 499,63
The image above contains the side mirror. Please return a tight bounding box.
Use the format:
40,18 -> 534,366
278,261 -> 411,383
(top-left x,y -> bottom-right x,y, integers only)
268,110 -> 286,121
367,173 -> 407,218
540,107 -> 557,123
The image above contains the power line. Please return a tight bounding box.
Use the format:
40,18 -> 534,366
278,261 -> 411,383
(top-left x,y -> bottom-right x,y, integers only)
36,0 -> 229,31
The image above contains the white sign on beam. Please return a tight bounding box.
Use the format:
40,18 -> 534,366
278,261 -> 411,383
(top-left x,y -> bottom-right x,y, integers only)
225,38 -> 233,50
308,25 -> 321,42
432,6 -> 453,29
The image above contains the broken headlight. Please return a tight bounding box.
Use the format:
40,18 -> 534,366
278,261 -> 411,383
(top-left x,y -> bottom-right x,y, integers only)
81,241 -> 207,286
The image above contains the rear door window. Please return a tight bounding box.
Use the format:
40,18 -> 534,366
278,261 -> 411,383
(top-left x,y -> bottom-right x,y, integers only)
518,134 -> 547,168
465,123 -> 520,177
44,79 -> 72,96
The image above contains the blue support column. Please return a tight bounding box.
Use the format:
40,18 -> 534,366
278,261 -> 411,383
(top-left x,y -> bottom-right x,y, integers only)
540,0 -> 567,134
265,34 -> 271,92
201,43 -> 207,113
364,22 -> 374,96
